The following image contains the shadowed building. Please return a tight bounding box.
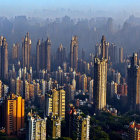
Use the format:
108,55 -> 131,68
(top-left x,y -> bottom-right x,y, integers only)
56,44 -> 66,68
36,38 -> 51,73
119,47 -> 124,63
36,40 -> 41,74
0,36 -> 8,81
45,38 -> 51,72
12,43 -> 19,62
70,36 -> 78,71
27,112 -> 46,140
128,53 -> 140,112
128,121 -> 140,140
95,35 -> 109,60
22,32 -> 31,71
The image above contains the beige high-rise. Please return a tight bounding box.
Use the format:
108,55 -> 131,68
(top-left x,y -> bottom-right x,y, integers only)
94,57 -> 107,111
45,89 -> 65,119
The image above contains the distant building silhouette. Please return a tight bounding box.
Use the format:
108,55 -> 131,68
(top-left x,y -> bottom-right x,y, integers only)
70,36 -> 78,71
45,38 -> 51,72
56,44 -> 66,68
95,35 -> 109,60
36,40 -> 41,74
0,36 -> 8,81
12,43 -> 19,63
119,47 -> 124,63
22,32 -> 31,71
36,38 -> 51,73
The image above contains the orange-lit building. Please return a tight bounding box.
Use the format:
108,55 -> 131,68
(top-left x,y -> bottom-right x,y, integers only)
128,121 -> 140,140
5,94 -> 24,135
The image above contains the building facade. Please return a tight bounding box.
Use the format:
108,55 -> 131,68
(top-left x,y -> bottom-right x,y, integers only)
94,57 -> 107,111
22,32 -> 31,70
70,36 -> 78,71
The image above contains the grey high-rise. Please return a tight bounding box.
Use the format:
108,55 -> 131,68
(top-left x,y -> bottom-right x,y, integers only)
1,37 -> 8,81
22,32 -> 31,70
128,53 -> 140,112
70,36 -> 78,71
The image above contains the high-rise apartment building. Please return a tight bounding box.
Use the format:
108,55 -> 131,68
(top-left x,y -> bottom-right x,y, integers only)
0,36 -> 8,80
56,44 -> 66,68
45,38 -> 51,72
22,32 -> 31,70
89,80 -> 94,102
27,112 -> 46,140
36,38 -> 51,73
95,35 -> 109,60
95,43 -> 101,58
0,80 -> 2,99
52,117 -> 61,139
128,121 -> 140,140
109,43 -> 118,64
45,89 -> 65,119
12,43 -> 19,62
5,94 -> 24,135
16,77 -> 23,96
94,57 -> 107,111
81,116 -> 90,140
128,53 -> 140,112
119,47 -> 124,63
101,35 -> 106,59
36,40 -> 40,74
47,116 -> 61,139
81,74 -> 87,92
67,106 -> 90,140
70,36 -> 78,71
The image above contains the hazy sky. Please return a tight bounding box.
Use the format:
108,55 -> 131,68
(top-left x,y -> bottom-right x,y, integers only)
0,0 -> 140,17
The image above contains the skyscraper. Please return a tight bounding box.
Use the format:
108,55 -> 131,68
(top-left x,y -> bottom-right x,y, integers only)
95,43 -> 101,58
119,47 -> 124,63
128,53 -> 140,112
95,35 -> 109,60
45,37 -> 51,72
5,94 -> 24,135
67,107 -> 90,140
36,38 -> 51,73
56,44 -> 66,68
109,43 -> 118,64
81,74 -> 87,92
128,121 -> 140,140
0,36 -> 3,79
70,36 -> 78,71
94,57 -> 107,111
0,80 -> 2,99
27,112 -> 46,140
81,116 -> 90,140
22,32 -> 31,70
45,89 -> 65,119
52,117 -> 61,139
101,35 -> 106,59
1,37 -> 8,81
47,116 -> 61,139
12,43 -> 19,62
36,40 -> 41,74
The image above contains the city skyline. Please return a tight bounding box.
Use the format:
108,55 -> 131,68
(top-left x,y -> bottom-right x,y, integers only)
0,1 -> 140,140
